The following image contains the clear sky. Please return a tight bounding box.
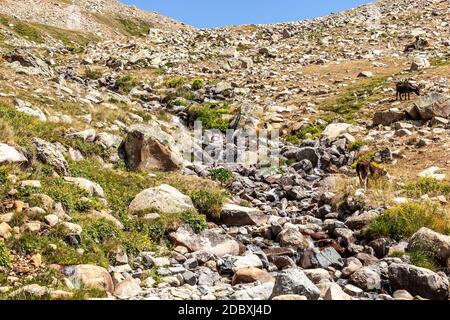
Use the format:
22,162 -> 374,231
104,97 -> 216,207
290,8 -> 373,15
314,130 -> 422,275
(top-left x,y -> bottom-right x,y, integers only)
120,0 -> 376,28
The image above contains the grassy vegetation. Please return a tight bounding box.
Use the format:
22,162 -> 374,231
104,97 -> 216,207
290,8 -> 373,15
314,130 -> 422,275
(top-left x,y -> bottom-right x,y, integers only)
83,67 -> 103,80
349,139 -> 368,151
0,101 -> 102,157
115,74 -> 137,94
164,77 -> 185,89
0,241 -> 10,270
408,249 -> 439,271
116,17 -> 153,37
191,78 -> 204,90
189,102 -> 232,132
208,168 -> 233,184
0,14 -> 98,50
402,177 -> 450,198
321,76 -> 388,121
190,190 -> 227,221
365,201 -> 450,241
285,123 -> 326,145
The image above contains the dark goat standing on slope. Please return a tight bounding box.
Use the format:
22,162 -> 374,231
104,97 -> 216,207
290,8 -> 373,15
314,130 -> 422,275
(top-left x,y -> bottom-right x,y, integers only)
396,81 -> 420,101
356,160 -> 387,190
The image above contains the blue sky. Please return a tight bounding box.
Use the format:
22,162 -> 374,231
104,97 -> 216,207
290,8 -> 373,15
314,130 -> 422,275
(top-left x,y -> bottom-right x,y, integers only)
120,0 -> 375,28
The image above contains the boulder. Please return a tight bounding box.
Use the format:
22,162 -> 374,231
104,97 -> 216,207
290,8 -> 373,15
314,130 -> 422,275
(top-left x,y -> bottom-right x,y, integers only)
349,267 -> 381,291
372,110 -> 406,126
64,177 -> 104,198
220,204 -> 268,226
113,278 -> 142,299
4,49 -> 54,76
322,123 -> 361,139
407,227 -> 450,266
0,143 -> 27,164
32,138 -> 69,175
128,184 -> 194,214
169,226 -> 240,257
407,93 -> 450,121
63,264 -> 114,293
276,227 -> 312,250
410,56 -> 430,71
388,263 -> 449,300
119,124 -> 183,171
232,267 -> 275,285
324,283 -> 352,300
271,268 -> 320,300
231,282 -> 274,300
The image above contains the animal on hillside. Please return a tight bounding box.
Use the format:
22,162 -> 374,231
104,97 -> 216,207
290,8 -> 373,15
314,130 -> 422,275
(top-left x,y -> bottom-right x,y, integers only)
404,36 -> 429,52
396,81 -> 421,101
356,160 -> 387,190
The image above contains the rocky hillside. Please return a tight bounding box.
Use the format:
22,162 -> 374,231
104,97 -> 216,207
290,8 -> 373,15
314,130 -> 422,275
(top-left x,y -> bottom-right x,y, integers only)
0,0 -> 449,300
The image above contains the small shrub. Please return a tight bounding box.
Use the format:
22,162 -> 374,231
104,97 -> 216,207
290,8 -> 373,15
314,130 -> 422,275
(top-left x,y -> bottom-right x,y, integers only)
349,139 -> 367,151
182,211 -> 208,233
208,168 -> 233,184
83,67 -> 103,80
115,75 -> 137,94
189,103 -> 231,132
192,78 -> 204,90
0,242 -> 10,269
408,249 -> 439,271
365,202 -> 450,241
402,177 -> 450,198
285,124 -> 325,144
164,77 -> 185,88
190,190 -> 227,221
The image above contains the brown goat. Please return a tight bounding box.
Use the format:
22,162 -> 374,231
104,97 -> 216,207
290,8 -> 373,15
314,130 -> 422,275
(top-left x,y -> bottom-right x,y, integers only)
356,160 -> 387,189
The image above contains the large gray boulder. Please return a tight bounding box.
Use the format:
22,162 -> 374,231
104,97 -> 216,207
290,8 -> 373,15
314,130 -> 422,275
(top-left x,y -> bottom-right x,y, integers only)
271,268 -> 320,300
32,138 -> 69,175
169,226 -> 240,257
119,124 -> 183,171
407,227 -> 450,266
220,203 -> 268,226
388,263 -> 449,300
128,184 -> 194,214
407,93 -> 450,120
0,143 -> 27,164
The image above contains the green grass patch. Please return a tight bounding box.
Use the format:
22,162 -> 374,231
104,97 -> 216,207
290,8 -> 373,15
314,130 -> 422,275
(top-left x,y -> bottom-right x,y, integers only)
188,103 -> 232,132
402,177 -> 450,198
115,74 -> 137,94
407,249 -> 439,271
83,67 -> 103,80
116,17 -> 153,37
321,77 -> 388,121
285,124 -> 326,144
190,190 -> 227,221
164,77 -> 185,88
0,241 -> 10,270
208,168 -> 233,184
192,78 -> 204,90
349,139 -> 367,151
364,201 -> 450,241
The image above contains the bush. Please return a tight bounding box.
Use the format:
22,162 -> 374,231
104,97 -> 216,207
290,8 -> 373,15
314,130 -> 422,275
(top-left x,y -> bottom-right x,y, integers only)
182,211 -> 208,233
285,124 -> 325,144
192,78 -> 204,90
0,242 -> 10,270
83,67 -> 103,80
115,75 -> 137,94
349,139 -> 367,151
164,77 -> 185,88
408,249 -> 439,271
208,168 -> 233,184
189,103 -> 231,132
402,177 -> 450,198
190,190 -> 227,221
365,202 -> 450,241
